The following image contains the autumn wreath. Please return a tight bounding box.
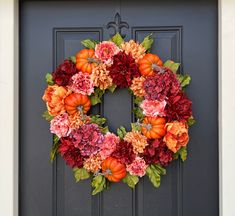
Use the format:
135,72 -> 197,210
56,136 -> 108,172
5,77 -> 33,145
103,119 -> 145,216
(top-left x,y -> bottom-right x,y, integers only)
42,33 -> 195,195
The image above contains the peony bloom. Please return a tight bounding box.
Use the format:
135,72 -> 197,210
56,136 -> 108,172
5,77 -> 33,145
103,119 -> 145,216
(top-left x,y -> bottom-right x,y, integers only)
95,41 -> 120,65
83,154 -> 103,173
108,51 -> 140,88
130,76 -> 146,97
72,124 -> 104,157
112,141 -> 136,165
91,64 -> 113,90
142,139 -> 173,167
99,133 -> 119,159
52,59 -> 78,86
126,157 -> 148,177
68,72 -> 94,95
140,99 -> 166,117
124,131 -> 148,154
42,85 -> 69,116
165,92 -> 192,121
50,113 -> 71,138
121,40 -> 146,62
68,112 -> 91,129
144,68 -> 181,101
164,121 -> 189,153
58,136 -> 84,168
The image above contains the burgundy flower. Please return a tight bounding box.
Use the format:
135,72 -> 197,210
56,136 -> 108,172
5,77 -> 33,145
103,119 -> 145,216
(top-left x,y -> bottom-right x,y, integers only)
72,124 -> 104,157
144,68 -> 181,101
141,139 -> 173,167
165,92 -> 192,121
111,140 -> 135,165
52,59 -> 78,86
108,51 -> 140,88
58,136 -> 84,168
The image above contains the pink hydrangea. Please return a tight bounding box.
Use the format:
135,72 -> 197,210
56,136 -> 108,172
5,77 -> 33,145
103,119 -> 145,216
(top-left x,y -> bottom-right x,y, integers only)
95,41 -> 120,65
140,99 -> 166,117
126,157 -> 148,177
50,113 -> 71,138
68,72 -> 94,95
99,133 -> 120,159
72,124 -> 104,157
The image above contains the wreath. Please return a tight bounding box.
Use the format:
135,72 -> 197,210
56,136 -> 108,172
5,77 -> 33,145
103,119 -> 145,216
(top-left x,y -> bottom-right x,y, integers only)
42,33 -> 195,195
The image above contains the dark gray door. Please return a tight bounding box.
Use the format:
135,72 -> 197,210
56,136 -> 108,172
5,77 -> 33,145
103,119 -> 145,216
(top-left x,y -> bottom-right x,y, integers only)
20,0 -> 218,216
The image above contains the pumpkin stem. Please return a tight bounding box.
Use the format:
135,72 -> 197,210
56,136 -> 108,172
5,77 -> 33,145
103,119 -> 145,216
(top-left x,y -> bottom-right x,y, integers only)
142,123 -> 152,130
152,64 -> 165,73
87,57 -> 101,64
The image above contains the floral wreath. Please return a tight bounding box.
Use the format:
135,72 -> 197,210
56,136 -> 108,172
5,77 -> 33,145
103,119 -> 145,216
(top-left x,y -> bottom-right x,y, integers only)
42,33 -> 195,195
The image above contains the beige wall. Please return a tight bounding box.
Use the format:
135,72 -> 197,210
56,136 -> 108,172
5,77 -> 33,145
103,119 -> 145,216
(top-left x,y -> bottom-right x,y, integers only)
0,0 -> 234,215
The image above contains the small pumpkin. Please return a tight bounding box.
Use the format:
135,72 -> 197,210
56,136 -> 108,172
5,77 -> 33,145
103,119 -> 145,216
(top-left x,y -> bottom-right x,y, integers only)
141,116 -> 166,139
138,53 -> 163,76
101,157 -> 126,182
64,93 -> 91,115
76,49 -> 97,74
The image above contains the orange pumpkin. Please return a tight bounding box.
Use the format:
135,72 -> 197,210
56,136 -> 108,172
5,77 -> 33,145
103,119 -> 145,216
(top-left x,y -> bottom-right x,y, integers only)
76,49 -> 97,74
141,116 -> 166,139
138,53 -> 163,76
101,157 -> 126,182
64,93 -> 91,115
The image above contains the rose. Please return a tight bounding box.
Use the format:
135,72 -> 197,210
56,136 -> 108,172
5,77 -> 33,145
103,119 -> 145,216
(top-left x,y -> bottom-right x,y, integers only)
140,99 -> 166,117
163,121 -> 189,153
42,85 -> 69,116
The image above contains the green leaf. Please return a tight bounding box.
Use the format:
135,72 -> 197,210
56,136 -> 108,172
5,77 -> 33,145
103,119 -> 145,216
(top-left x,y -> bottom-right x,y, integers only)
133,107 -> 145,121
81,39 -> 98,49
68,56 -> 76,64
152,164 -> 166,175
42,110 -> 54,121
90,88 -> 105,105
174,147 -> 187,161
141,33 -> 154,51
123,173 -> 139,188
131,122 -> 141,132
134,96 -> 144,105
50,135 -> 60,163
111,33 -> 124,47
146,165 -> 161,188
187,116 -> 196,126
45,73 -> 54,85
73,168 -> 90,182
100,126 -> 109,134
117,126 -> 127,139
91,175 -> 107,195
108,84 -> 117,93
90,115 -> 107,126
177,74 -> 191,88
164,60 -> 180,73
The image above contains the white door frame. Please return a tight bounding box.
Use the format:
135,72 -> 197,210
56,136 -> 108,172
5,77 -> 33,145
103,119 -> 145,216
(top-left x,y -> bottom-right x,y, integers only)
0,0 -> 234,215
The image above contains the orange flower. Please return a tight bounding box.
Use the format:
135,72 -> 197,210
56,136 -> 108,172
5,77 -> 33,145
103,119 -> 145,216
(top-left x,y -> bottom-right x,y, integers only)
68,112 -> 91,129
130,76 -> 146,97
83,154 -> 103,173
163,121 -> 189,153
42,85 -> 69,116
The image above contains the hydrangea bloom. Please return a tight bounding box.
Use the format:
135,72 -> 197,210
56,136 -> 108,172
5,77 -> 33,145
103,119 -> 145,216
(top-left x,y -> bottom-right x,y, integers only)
68,72 -> 94,95
140,99 -> 166,117
99,133 -> 119,159
126,157 -> 148,177
95,41 -> 120,65
83,154 -> 103,173
50,113 -> 71,138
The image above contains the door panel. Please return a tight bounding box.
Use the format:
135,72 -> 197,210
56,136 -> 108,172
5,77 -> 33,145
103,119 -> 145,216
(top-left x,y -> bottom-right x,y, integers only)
20,1 -> 218,216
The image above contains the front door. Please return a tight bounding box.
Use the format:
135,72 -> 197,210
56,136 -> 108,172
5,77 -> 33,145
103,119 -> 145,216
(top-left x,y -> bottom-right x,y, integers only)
20,0 -> 218,216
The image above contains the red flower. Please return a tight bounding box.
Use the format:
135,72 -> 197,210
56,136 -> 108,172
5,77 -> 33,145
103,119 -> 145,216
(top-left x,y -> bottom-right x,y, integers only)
111,140 -> 135,165
58,137 -> 84,168
141,139 -> 173,167
108,51 -> 140,88
52,60 -> 78,86
144,68 -> 181,101
165,92 -> 192,121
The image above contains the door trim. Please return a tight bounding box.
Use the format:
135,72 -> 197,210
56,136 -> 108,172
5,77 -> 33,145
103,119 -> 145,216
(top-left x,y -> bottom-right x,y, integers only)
0,0 -> 232,215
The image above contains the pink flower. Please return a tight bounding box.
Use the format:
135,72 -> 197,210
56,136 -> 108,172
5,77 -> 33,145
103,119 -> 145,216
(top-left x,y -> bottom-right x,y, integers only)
95,41 -> 120,65
99,133 -> 120,159
140,99 -> 166,117
68,72 -> 94,95
50,113 -> 71,138
126,157 -> 148,177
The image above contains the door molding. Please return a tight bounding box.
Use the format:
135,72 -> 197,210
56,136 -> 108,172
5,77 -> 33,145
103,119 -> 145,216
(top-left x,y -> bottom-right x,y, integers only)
0,0 -> 233,215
